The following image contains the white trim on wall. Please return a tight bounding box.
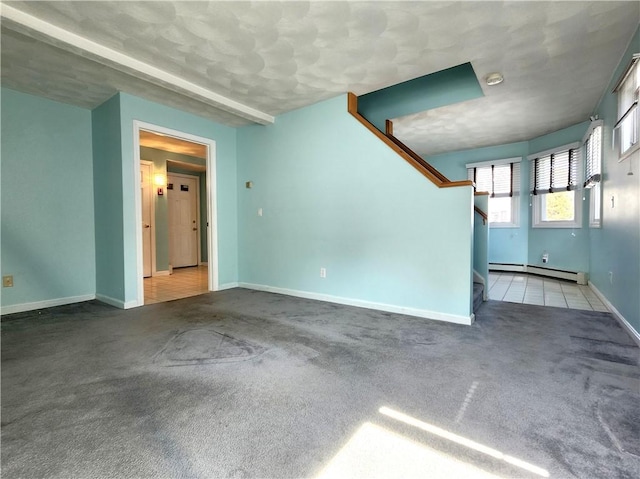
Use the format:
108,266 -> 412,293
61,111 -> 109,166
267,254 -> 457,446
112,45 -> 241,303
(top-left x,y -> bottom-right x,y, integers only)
1,294 -> 96,316
133,121 -> 219,308
238,282 -> 475,326
588,281 -> 640,347
0,4 -> 274,125
95,294 -> 138,309
95,294 -> 126,309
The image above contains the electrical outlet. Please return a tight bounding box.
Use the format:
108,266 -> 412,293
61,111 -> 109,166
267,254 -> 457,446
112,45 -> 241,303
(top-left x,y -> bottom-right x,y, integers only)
320,267 -> 326,278
609,271 -> 613,284
3,275 -> 14,287
258,208 -> 263,216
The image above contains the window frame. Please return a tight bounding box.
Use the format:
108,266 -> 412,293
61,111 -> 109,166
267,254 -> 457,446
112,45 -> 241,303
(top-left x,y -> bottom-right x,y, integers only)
589,182 -> 602,228
466,157 -> 521,229
528,142 -> 582,229
583,120 -> 603,228
613,53 -> 639,161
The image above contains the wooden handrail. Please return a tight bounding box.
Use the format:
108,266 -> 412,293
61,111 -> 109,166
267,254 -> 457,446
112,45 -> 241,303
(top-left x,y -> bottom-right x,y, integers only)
385,121 -> 451,184
347,92 -> 474,189
474,206 -> 488,225
474,191 -> 490,196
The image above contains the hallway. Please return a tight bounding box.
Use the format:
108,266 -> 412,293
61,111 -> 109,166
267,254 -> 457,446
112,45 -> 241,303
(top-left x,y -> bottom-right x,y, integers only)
143,265 -> 208,304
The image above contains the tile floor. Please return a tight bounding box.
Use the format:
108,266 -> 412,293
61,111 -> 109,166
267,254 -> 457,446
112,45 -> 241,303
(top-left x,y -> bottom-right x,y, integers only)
488,272 -> 609,311
144,265 -> 209,305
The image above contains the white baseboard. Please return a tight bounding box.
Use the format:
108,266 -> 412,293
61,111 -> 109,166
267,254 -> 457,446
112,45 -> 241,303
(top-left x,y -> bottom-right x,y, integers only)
152,270 -> 170,277
217,282 -> 239,291
95,294 -> 127,309
1,294 -> 96,316
238,282 -> 474,325
588,282 -> 640,347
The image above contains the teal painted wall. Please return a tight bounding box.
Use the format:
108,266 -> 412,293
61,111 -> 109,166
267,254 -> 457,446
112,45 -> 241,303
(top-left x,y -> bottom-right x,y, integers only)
92,94 -> 124,301
119,93 -> 238,303
140,146 -> 208,269
429,122 -> 592,273
473,194 -> 489,289
358,63 -> 484,132
1,88 -> 96,307
527,122 -> 590,272
429,142 -> 529,265
238,94 -> 474,318
591,27 -> 640,333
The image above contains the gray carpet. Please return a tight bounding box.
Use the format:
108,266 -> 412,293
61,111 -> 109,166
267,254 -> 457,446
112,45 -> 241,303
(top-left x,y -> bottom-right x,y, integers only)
2,289 -> 639,478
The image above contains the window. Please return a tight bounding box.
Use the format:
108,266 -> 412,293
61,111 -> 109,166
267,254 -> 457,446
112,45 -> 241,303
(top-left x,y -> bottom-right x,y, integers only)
466,158 -> 520,227
530,143 -> 582,228
584,121 -> 603,227
613,53 -> 639,159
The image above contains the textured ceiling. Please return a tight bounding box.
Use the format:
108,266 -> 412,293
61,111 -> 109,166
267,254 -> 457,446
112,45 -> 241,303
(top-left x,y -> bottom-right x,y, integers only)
2,1 -> 639,156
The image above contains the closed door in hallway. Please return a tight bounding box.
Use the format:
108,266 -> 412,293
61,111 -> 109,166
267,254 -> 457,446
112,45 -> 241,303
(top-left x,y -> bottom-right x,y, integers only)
141,161 -> 153,277
168,174 -> 199,268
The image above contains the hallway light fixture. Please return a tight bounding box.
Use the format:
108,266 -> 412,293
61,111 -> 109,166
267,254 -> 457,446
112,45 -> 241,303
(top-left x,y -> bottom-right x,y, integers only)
154,174 -> 166,195
485,72 -> 504,86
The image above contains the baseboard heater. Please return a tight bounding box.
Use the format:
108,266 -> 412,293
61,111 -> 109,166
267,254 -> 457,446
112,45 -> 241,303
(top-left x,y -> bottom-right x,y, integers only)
490,263 -> 588,285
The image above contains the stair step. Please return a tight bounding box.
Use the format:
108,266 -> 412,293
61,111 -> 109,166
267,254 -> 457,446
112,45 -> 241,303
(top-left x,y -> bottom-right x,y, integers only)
473,282 -> 484,313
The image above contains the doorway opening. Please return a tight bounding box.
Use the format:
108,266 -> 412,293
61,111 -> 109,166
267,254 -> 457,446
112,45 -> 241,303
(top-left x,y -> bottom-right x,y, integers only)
133,121 -> 218,306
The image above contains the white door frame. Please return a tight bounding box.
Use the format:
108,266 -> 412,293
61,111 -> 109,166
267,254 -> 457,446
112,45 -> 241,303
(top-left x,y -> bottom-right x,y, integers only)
167,172 -> 201,268
133,120 -> 218,307
140,160 -> 157,276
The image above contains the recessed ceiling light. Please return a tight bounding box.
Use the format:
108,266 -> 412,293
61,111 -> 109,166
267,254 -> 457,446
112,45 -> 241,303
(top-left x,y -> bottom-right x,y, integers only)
486,72 -> 504,86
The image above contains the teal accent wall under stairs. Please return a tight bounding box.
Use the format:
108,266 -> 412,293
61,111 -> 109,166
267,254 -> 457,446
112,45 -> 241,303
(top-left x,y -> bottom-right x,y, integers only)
358,63 -> 484,133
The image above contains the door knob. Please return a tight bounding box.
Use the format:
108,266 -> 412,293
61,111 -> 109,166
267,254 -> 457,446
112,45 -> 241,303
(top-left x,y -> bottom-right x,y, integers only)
192,227 -> 197,231
144,223 -> 150,228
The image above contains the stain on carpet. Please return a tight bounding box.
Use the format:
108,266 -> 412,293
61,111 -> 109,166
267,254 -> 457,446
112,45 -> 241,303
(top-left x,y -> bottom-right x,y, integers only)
570,336 -> 639,366
598,389 -> 640,457
154,329 -> 266,366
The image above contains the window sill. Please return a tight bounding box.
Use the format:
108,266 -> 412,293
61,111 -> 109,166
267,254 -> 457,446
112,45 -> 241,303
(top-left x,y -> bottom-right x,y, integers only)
619,142 -> 640,162
490,223 -> 520,229
532,222 -> 581,229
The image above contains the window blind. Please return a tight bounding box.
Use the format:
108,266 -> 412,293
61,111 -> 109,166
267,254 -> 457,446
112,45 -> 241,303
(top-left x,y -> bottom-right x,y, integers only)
584,125 -> 602,188
468,162 -> 520,197
531,149 -> 579,195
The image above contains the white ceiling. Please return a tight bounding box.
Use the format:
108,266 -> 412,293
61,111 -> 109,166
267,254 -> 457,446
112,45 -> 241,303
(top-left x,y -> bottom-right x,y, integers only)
2,1 -> 638,156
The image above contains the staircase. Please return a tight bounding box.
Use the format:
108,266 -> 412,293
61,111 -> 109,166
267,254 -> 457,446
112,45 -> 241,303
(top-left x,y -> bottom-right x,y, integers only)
347,91 -> 488,324
473,282 -> 484,313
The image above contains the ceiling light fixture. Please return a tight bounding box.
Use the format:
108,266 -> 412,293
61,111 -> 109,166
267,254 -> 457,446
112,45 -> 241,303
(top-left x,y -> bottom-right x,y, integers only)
486,72 -> 504,86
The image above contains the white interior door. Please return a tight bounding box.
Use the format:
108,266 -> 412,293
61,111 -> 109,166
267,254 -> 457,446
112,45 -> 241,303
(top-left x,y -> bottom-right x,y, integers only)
168,174 -> 199,268
140,162 -> 153,277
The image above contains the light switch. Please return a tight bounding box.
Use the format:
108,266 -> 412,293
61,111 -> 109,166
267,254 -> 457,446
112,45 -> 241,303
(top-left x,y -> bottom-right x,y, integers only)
258,208 -> 263,216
